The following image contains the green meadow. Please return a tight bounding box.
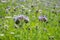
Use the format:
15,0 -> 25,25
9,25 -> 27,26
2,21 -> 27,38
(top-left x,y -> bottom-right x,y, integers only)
0,0 -> 60,40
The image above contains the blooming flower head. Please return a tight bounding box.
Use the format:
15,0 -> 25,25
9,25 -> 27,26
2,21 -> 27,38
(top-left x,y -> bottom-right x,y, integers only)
14,15 -> 29,24
39,15 -> 48,22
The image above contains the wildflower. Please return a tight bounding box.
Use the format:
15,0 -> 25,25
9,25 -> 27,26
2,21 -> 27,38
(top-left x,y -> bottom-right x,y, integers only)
14,16 -> 20,24
14,15 -> 29,24
38,15 -> 48,22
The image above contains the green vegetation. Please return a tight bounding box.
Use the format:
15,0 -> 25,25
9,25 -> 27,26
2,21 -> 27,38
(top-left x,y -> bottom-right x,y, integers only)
0,0 -> 60,40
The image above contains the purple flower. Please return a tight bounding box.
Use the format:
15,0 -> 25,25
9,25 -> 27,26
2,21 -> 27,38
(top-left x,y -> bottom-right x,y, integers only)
14,15 -> 29,24
38,15 -> 48,22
